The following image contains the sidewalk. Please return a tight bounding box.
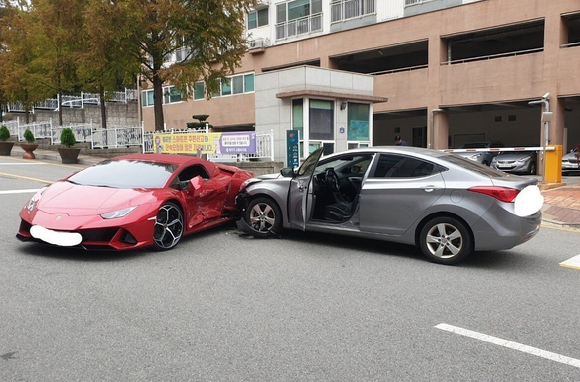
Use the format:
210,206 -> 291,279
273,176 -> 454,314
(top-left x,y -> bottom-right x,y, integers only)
8,146 -> 580,227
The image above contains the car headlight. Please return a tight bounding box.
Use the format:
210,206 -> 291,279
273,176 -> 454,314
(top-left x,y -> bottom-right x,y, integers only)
239,178 -> 261,192
26,187 -> 48,212
468,153 -> 481,160
101,206 -> 138,219
516,156 -> 531,164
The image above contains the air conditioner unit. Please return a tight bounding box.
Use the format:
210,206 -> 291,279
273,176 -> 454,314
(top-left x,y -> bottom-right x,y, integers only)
254,0 -> 270,10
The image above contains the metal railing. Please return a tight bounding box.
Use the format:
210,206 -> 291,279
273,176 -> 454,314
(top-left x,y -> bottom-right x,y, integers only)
276,13 -> 322,40
3,117 -> 144,149
442,47 -> 543,65
331,0 -> 375,23
7,88 -> 138,113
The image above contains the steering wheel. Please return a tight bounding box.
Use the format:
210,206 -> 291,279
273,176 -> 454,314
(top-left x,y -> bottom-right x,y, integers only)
325,168 -> 340,192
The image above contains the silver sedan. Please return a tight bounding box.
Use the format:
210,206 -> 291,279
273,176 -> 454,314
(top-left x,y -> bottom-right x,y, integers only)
235,147 -> 543,265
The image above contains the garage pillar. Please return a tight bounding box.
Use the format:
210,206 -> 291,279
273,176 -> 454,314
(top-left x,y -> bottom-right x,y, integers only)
430,109 -> 449,150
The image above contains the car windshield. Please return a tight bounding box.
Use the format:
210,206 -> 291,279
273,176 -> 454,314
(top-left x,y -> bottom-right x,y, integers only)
439,154 -> 509,177
67,159 -> 178,188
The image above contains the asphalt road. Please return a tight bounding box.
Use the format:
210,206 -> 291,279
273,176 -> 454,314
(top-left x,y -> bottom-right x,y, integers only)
1,156 -> 580,381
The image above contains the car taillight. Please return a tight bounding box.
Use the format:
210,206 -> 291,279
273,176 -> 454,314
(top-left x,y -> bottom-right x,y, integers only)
468,186 -> 520,203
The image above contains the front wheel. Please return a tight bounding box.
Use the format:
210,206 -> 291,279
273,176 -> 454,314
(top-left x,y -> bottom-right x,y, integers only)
245,197 -> 282,236
153,202 -> 184,250
419,216 -> 473,265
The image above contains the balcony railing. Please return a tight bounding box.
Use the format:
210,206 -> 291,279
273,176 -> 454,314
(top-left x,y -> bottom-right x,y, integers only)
331,0 -> 375,23
404,0 -> 424,6
276,13 -> 322,40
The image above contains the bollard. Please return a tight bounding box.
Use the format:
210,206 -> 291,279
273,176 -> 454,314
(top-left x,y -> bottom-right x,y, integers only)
544,145 -> 562,183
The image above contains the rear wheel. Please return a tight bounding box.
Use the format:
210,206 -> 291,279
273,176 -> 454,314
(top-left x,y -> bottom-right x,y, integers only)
245,197 -> 282,235
528,162 -> 536,175
419,216 -> 473,265
153,202 -> 184,250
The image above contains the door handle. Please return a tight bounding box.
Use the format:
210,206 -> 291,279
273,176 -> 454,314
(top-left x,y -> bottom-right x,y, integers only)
421,185 -> 440,192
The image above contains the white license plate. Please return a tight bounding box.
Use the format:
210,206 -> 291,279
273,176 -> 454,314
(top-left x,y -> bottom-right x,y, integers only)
30,225 -> 82,247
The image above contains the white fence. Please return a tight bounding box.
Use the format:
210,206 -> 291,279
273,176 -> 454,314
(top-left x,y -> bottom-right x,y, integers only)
3,118 -> 274,160
3,118 -> 144,149
7,89 -> 138,112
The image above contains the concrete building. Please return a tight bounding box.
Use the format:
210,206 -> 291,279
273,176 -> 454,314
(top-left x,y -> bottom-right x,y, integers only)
141,0 -> 580,165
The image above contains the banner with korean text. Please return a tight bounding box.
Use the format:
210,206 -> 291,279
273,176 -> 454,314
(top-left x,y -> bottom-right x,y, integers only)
152,132 -> 256,155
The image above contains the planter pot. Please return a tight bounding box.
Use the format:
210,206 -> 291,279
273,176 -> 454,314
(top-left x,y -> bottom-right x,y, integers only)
20,143 -> 39,159
58,147 -> 81,164
0,141 -> 14,156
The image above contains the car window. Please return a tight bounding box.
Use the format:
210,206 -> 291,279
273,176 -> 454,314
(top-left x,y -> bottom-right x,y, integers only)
315,155 -> 373,175
68,159 -> 178,188
439,154 -> 509,177
371,154 -> 437,178
178,165 -> 210,181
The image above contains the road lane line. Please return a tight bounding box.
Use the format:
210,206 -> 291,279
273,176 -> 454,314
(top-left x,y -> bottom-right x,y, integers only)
560,254 -> 580,270
435,323 -> 580,369
0,172 -> 53,184
0,189 -> 41,195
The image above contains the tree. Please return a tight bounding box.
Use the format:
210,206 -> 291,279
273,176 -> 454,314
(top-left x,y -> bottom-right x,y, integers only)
115,0 -> 255,131
77,1 -> 140,129
27,0 -> 86,126
0,0 -> 52,123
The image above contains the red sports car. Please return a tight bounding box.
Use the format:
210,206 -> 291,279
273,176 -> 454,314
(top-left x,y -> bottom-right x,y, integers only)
17,154 -> 254,251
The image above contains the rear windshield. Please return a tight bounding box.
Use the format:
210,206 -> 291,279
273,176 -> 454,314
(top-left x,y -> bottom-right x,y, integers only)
67,159 -> 178,188
439,155 -> 509,177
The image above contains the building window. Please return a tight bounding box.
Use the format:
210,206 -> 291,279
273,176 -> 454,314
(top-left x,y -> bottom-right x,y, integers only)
244,74 -> 255,92
208,73 -> 255,98
309,99 -> 334,140
347,102 -> 370,141
164,86 -> 184,104
276,0 -> 322,39
248,8 -> 269,30
193,81 -> 205,100
141,86 -> 185,107
221,79 -> 232,96
292,99 -> 304,158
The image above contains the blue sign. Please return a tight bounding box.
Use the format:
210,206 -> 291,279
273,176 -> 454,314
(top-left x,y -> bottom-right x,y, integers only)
286,130 -> 300,168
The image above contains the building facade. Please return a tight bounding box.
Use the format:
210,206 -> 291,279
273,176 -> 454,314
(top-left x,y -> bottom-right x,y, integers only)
141,0 -> 580,165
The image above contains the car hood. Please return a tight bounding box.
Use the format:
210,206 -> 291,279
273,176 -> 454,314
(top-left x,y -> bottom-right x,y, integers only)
257,173 -> 284,180
493,152 -> 535,161
37,181 -> 155,215
562,151 -> 579,160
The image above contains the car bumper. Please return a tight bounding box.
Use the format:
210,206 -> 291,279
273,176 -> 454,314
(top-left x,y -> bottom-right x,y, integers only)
17,207 -> 157,250
562,162 -> 580,172
471,204 -> 542,251
491,163 -> 532,174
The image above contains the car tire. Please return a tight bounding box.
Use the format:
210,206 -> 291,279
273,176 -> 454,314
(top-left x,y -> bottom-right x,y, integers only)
245,197 -> 282,236
419,216 -> 473,265
529,162 -> 536,175
153,202 -> 184,250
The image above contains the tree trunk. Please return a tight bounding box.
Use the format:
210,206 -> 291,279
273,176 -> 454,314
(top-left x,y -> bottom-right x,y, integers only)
153,70 -> 165,131
99,85 -> 107,129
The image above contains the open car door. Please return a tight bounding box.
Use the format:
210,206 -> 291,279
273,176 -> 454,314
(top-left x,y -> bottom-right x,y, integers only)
288,147 -> 324,230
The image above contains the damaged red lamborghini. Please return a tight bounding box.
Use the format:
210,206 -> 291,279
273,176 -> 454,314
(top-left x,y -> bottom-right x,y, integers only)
16,154 -> 254,251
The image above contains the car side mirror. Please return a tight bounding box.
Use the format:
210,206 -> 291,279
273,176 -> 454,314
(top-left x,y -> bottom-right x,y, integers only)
189,175 -> 203,190
280,167 -> 295,177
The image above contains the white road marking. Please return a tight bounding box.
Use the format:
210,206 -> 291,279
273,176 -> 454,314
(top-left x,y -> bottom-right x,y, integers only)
0,162 -> 47,165
560,254 -> 580,270
435,323 -> 580,369
0,189 -> 40,195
